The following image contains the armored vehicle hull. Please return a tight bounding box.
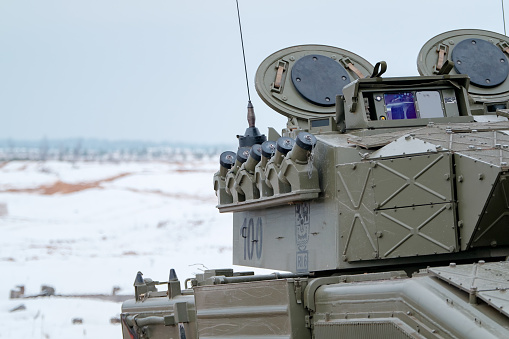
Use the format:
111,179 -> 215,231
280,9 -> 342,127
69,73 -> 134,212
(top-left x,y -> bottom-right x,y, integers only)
122,29 -> 509,338
122,262 -> 509,338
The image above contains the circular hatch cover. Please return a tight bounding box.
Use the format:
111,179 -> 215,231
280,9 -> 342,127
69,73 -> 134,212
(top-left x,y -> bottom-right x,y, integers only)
452,38 -> 508,88
417,29 -> 509,102
255,45 -> 374,120
291,54 -> 351,106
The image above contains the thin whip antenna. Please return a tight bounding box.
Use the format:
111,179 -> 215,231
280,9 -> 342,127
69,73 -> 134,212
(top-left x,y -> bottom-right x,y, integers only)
236,0 -> 251,102
503,0 -> 507,35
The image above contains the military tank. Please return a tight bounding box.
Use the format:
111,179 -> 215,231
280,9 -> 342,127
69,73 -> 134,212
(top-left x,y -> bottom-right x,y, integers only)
121,29 -> 509,338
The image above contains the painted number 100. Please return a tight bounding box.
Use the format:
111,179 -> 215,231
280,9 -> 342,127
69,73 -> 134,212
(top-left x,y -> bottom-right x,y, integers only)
241,217 -> 263,260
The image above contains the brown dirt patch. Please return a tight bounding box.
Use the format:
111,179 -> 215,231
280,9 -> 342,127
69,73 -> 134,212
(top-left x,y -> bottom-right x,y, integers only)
174,168 -> 213,173
124,187 -> 215,202
3,173 -> 131,195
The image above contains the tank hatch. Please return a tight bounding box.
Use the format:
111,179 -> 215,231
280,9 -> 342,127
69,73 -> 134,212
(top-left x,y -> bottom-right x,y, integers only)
255,44 -> 374,121
417,29 -> 509,113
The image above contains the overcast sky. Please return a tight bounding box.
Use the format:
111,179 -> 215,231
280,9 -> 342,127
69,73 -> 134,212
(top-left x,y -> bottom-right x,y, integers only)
0,0 -> 507,145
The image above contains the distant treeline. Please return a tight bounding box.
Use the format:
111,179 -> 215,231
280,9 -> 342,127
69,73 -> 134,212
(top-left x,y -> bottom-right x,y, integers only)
0,138 -> 236,162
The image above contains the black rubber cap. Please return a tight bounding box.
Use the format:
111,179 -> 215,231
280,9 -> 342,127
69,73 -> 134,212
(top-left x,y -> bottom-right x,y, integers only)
296,132 -> 317,151
276,137 -> 295,154
219,151 -> 236,169
250,144 -> 262,161
261,140 -> 277,158
236,147 -> 251,163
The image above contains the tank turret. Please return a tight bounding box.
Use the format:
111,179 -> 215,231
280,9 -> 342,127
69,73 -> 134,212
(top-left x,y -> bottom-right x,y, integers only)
213,33 -> 509,274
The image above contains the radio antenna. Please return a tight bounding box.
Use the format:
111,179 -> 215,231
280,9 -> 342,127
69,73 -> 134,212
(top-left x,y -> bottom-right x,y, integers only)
234,0 -> 267,147
236,0 -> 251,102
503,0 -> 507,35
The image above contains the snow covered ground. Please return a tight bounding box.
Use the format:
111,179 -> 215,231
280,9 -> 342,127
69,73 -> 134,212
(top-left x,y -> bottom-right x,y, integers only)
0,159 -> 257,338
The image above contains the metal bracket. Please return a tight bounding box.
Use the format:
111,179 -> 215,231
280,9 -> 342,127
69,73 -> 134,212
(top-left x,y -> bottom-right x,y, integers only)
498,41 -> 509,56
305,315 -> 312,329
294,279 -> 303,304
434,43 -> 449,74
350,96 -> 358,113
340,57 -> 365,79
336,95 -> 346,133
271,59 -> 288,93
174,302 -> 189,323
437,59 -> 454,75
497,108 -> 509,119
